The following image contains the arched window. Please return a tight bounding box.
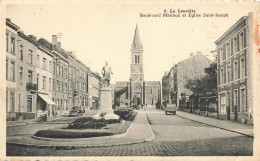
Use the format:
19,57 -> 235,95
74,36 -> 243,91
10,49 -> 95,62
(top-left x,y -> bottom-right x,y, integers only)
240,57 -> 245,78
233,61 -> 238,80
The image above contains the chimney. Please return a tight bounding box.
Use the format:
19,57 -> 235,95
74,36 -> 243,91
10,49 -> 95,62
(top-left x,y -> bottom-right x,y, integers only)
52,35 -> 57,50
189,53 -> 194,57
196,51 -> 202,55
6,18 -> 11,22
28,35 -> 37,41
17,30 -> 24,34
57,42 -> 61,48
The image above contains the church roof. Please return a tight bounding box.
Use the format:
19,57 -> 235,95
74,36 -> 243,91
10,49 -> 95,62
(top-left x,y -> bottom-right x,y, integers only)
131,24 -> 143,49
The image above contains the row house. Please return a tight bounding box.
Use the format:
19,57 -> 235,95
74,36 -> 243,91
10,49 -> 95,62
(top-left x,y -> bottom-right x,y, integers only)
38,36 -> 70,116
162,52 -> 213,109
6,18 -> 103,120
89,71 -> 102,109
215,12 -> 254,123
74,59 -> 89,109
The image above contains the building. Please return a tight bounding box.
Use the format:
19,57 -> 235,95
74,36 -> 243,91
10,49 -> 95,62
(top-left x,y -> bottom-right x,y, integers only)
6,18 -> 103,120
215,13 -> 255,123
162,52 -> 213,108
115,25 -> 161,107
88,71 -> 102,109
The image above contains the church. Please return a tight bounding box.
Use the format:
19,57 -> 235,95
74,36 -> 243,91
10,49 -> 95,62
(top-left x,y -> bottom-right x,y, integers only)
115,25 -> 161,107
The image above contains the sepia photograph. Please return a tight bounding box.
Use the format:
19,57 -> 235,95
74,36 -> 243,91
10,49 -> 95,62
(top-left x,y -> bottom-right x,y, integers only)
1,0 -> 260,159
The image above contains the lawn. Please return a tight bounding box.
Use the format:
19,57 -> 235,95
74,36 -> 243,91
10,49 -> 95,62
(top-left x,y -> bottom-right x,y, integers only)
34,110 -> 137,139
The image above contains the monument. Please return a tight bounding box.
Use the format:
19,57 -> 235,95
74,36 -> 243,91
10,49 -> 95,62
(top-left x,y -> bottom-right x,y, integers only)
92,61 -> 119,120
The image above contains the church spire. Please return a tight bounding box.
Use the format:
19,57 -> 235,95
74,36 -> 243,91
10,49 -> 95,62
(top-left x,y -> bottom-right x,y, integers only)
131,24 -> 143,50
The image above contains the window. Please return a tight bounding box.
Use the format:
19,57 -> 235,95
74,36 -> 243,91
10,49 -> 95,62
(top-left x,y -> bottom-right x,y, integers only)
19,67 -> 23,85
61,66 -> 63,76
6,59 -> 8,80
10,91 -> 15,112
10,61 -> 15,81
65,83 -> 67,93
27,96 -> 32,112
37,74 -> 39,88
220,68 -> 224,84
28,50 -> 33,64
53,79 -> 55,91
11,37 -> 15,54
241,88 -> 246,112
28,70 -> 33,83
226,42 -> 231,58
240,32 -> 244,50
219,94 -> 226,114
233,61 -> 238,80
240,57 -> 246,78
57,80 -> 60,92
6,32 -> 9,52
220,48 -> 223,61
61,82 -> 64,92
64,68 -> 67,78
49,61 -> 52,72
49,78 -> 51,92
20,45 -> 23,61
81,97 -> 84,106
43,58 -> 46,70
226,65 -> 230,83
36,55 -> 40,66
53,61 -> 56,73
234,89 -> 238,112
233,37 -> 237,54
227,92 -> 231,109
56,64 -> 60,75
42,76 -> 46,90
64,99 -> 67,110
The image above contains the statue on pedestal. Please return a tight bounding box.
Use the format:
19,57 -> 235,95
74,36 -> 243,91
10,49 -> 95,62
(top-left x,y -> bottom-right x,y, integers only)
101,61 -> 113,87
92,61 -> 119,120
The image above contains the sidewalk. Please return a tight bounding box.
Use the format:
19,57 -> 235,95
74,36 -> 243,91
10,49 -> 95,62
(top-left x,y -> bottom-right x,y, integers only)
176,111 -> 253,137
6,109 -> 99,127
7,110 -> 155,148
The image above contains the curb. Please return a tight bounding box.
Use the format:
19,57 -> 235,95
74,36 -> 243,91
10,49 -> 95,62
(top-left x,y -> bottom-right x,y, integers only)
30,111 -> 139,141
176,114 -> 254,138
7,139 -> 146,149
7,111 -> 148,149
144,112 -> 155,142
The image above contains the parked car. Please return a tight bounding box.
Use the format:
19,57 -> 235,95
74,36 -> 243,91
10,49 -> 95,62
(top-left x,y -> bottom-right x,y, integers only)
165,103 -> 177,115
68,106 -> 84,117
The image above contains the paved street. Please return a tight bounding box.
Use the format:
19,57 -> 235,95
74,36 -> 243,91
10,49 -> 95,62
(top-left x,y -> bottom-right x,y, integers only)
6,107 -> 253,156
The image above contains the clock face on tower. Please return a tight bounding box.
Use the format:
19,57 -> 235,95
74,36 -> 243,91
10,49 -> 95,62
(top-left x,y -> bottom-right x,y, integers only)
135,66 -> 140,72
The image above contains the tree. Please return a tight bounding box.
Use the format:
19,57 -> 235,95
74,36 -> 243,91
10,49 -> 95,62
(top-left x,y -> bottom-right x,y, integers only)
185,62 -> 217,96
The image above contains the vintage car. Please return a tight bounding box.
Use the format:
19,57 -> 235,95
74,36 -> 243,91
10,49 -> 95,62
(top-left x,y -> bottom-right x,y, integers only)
165,103 -> 177,115
68,106 -> 84,117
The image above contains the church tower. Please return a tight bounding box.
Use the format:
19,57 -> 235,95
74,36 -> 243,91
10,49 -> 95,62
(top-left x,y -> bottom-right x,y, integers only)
130,24 -> 144,105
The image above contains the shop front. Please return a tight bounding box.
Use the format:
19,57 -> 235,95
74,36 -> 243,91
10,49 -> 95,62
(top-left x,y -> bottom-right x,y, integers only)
37,94 -> 56,117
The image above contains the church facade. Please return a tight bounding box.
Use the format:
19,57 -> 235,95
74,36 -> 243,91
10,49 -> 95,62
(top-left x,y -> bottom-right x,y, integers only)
115,25 -> 161,107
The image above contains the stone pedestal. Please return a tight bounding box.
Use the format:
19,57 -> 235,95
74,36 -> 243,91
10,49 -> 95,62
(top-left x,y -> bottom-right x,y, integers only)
92,86 -> 119,120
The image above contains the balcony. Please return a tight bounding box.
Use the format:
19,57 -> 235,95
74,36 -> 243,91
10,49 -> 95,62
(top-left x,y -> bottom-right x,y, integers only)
73,89 -> 78,96
26,82 -> 38,91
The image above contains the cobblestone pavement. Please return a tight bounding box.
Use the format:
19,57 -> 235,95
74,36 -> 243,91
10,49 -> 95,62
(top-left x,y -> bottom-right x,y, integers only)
6,107 -> 253,156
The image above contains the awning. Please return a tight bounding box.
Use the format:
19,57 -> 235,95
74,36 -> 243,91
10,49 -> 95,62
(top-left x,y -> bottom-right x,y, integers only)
38,94 -> 56,105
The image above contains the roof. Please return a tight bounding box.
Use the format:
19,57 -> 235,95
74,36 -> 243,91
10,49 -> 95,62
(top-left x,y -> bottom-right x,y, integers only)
6,18 -> 20,31
131,24 -> 143,50
214,16 -> 248,45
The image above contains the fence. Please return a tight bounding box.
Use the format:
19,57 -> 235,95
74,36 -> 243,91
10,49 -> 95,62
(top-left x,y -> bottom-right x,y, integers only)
179,95 -> 218,119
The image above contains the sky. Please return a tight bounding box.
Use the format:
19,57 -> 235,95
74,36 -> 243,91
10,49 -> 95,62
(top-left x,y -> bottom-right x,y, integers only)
6,1 -> 256,84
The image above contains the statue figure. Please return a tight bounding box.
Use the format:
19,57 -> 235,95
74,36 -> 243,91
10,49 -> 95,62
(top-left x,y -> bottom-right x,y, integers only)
101,61 -> 113,87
